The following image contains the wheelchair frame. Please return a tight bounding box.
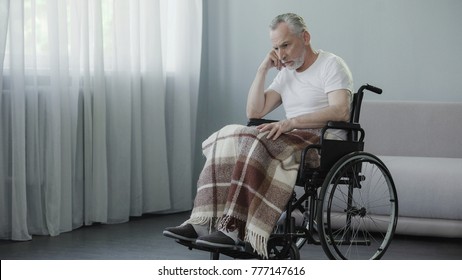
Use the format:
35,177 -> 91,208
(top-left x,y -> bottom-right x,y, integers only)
177,84 -> 398,260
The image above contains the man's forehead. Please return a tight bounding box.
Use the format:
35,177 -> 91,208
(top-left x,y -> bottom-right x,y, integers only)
270,23 -> 294,46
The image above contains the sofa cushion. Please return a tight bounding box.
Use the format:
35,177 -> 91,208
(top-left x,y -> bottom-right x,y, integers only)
361,101 -> 462,158
379,155 -> 462,221
394,216 -> 462,238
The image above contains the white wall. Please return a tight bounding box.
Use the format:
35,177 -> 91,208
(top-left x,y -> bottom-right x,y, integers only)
194,0 -> 462,176
199,0 -> 462,130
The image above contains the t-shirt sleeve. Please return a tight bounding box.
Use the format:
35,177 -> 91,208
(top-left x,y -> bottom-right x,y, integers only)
267,71 -> 284,94
323,56 -> 354,94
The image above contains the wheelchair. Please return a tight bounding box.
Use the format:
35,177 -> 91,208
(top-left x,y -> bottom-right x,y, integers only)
177,84 -> 398,260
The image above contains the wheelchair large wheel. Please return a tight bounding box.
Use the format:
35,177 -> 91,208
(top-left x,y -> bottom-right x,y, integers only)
317,152 -> 398,260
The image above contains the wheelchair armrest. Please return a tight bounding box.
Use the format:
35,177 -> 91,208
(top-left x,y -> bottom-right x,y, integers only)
299,121 -> 365,180
247,118 -> 278,127
322,121 -> 365,142
326,121 -> 361,130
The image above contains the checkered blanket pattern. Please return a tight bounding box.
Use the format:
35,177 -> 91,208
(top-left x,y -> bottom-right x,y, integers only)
185,124 -> 320,257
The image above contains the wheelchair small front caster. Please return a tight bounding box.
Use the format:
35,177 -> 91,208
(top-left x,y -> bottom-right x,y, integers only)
267,237 -> 300,260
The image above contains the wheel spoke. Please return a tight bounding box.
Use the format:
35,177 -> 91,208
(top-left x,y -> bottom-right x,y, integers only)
317,153 -> 398,260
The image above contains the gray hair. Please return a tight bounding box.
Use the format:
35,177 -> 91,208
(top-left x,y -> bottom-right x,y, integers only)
269,13 -> 308,36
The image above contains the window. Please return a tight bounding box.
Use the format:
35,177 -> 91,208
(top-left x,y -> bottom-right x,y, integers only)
3,0 -> 180,73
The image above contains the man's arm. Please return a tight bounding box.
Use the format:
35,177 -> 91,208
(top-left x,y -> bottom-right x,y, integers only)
246,50 -> 283,119
258,89 -> 351,140
290,89 -> 351,128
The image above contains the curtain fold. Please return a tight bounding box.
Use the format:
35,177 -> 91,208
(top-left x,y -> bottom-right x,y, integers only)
0,0 -> 202,240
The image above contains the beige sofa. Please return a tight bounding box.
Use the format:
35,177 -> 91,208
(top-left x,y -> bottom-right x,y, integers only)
360,101 -> 462,238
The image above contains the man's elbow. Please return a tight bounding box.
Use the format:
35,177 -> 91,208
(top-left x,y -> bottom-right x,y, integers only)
334,105 -> 351,122
246,110 -> 264,120
340,110 -> 350,122
246,104 -> 266,119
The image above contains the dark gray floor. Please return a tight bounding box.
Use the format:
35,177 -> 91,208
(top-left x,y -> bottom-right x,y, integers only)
1,212 -> 461,260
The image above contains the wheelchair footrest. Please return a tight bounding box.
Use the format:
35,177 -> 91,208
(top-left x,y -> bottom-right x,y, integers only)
175,239 -> 259,259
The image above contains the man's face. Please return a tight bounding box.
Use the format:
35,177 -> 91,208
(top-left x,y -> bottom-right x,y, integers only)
270,22 -> 307,71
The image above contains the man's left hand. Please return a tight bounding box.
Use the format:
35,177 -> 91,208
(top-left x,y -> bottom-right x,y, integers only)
257,119 -> 293,140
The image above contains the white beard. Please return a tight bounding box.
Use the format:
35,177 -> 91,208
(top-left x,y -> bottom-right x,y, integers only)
283,48 -> 306,70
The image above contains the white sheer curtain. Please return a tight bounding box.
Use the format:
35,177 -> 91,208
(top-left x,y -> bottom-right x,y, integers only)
0,0 -> 202,240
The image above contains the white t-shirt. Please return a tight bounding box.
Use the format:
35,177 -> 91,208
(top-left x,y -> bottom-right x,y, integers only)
268,50 -> 353,120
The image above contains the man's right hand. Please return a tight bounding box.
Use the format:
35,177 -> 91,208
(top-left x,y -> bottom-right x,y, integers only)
260,50 -> 285,71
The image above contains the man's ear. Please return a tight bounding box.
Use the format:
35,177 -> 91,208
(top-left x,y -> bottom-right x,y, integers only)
303,31 -> 310,45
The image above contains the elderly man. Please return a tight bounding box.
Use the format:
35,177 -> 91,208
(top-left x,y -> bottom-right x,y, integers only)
163,13 -> 353,258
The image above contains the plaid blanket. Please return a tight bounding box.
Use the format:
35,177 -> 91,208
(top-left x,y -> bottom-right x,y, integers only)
185,124 -> 320,258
